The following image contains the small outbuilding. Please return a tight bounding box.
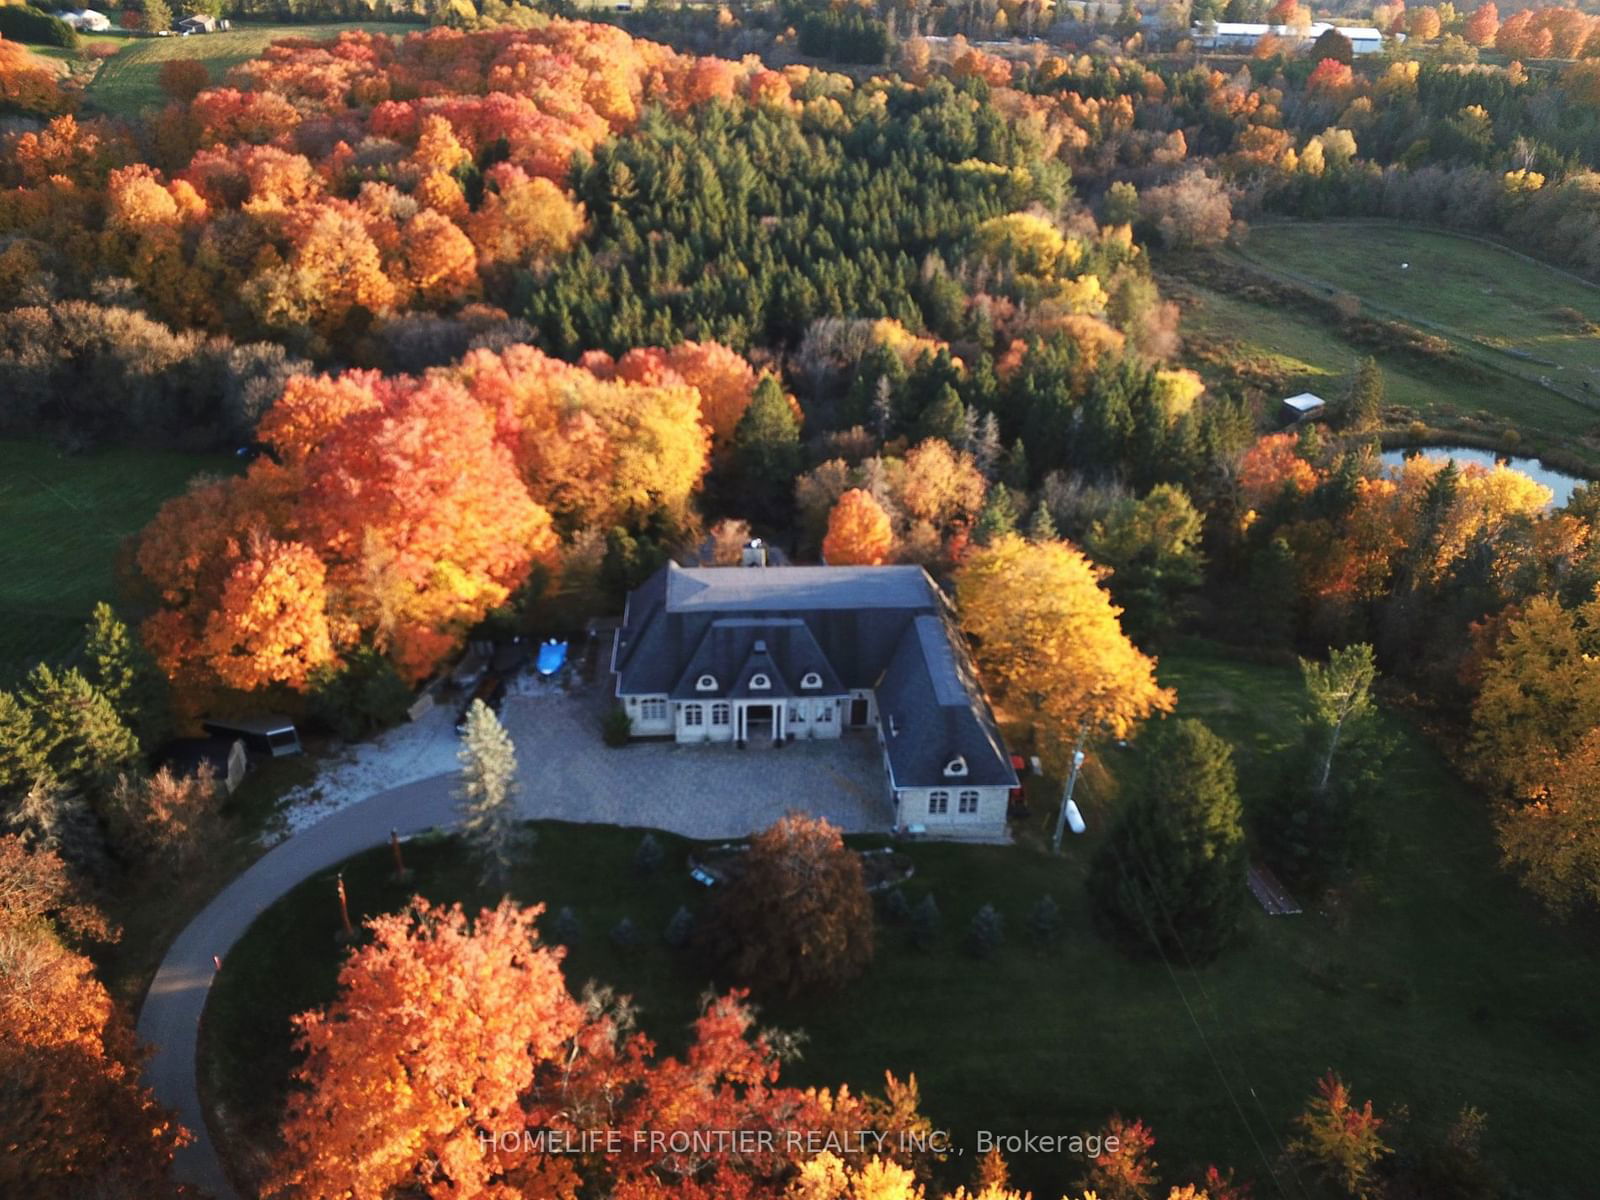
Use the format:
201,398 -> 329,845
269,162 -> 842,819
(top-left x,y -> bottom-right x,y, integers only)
200,715 -> 302,757
60,8 -> 112,30
1281,392 -> 1326,424
176,13 -> 218,32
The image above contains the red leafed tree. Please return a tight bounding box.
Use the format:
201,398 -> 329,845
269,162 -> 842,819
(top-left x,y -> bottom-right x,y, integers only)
298,375 -> 557,680
0,837 -> 190,1197
199,534 -> 336,692
158,58 -> 211,103
1079,1114 -> 1159,1200
271,895 -> 924,1199
1464,1 -> 1499,45
1288,1072 -> 1389,1196
1237,433 -> 1321,513
271,899 -> 584,1200
823,488 -> 896,566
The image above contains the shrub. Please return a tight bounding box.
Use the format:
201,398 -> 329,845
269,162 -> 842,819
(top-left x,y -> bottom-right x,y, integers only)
881,887 -> 911,924
967,903 -> 1005,958
158,58 -> 211,103
308,648 -> 413,741
548,905 -> 581,947
663,905 -> 694,949
609,916 -> 641,952
633,832 -> 664,876
1029,894 -> 1062,948
602,706 -> 632,747
0,5 -> 79,47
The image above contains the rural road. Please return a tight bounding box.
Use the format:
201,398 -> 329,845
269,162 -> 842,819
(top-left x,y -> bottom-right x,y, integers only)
136,772 -> 460,1200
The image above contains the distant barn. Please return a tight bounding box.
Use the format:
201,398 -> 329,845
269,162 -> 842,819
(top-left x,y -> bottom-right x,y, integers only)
60,7 -> 112,30
1192,21 -> 1388,55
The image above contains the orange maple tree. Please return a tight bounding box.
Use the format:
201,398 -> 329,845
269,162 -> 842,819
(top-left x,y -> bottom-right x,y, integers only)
823,488 -> 896,565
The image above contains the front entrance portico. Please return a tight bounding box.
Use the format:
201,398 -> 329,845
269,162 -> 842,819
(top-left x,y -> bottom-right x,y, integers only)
737,701 -> 783,743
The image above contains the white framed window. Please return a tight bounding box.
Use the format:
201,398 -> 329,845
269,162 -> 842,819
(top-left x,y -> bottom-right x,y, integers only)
711,702 -> 730,726
789,704 -> 803,721
928,790 -> 949,815
801,671 -> 823,689
944,755 -> 969,778
640,698 -> 667,722
958,790 -> 979,814
815,701 -> 833,722
682,703 -> 704,727
749,673 -> 771,690
695,673 -> 718,691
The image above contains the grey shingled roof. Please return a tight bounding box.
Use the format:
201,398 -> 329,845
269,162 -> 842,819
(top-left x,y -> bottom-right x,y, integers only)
669,619 -> 842,700
665,564 -> 936,612
876,615 -> 1018,790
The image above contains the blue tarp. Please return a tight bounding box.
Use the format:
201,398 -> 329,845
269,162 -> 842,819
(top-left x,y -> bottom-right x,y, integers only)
536,638 -> 568,677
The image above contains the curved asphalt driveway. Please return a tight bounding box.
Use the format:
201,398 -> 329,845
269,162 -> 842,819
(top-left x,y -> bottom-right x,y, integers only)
136,771 -> 461,1200
137,691 -> 894,1197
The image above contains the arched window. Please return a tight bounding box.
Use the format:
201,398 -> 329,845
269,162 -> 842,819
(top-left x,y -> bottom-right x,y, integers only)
695,673 -> 718,692
928,791 -> 950,815
801,671 -> 823,689
958,790 -> 980,814
749,673 -> 771,690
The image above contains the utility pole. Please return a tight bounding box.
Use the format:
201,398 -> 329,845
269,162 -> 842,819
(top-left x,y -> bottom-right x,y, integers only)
336,872 -> 354,940
1051,726 -> 1089,854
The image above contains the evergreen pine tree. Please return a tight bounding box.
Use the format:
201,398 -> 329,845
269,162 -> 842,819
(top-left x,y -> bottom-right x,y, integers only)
21,665 -> 140,797
974,488 -> 1020,545
0,691 -> 48,797
549,904 -> 581,946
1341,357 -> 1384,432
663,904 -> 695,949
143,0 -> 172,32
1000,438 -> 1030,490
1026,502 -> 1059,543
634,832 -> 664,876
1088,718 -> 1247,962
732,376 -> 802,516
1029,893 -> 1063,947
967,903 -> 1005,958
610,915 -> 642,952
917,383 -> 966,445
83,602 -> 169,747
454,700 -> 523,889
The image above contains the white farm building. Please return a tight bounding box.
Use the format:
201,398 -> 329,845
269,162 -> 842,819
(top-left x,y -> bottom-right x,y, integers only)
1192,21 -> 1388,55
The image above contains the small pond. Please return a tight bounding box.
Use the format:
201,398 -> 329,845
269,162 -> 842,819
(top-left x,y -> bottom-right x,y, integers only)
1380,445 -> 1589,508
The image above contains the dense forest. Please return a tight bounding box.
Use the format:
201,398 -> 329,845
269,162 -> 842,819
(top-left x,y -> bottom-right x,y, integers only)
4,7 -> 1600,1198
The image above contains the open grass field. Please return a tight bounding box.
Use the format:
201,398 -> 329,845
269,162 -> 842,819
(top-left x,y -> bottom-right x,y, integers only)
84,20 -> 418,115
0,440 -> 229,681
201,645 -> 1600,1198
1240,223 -> 1600,383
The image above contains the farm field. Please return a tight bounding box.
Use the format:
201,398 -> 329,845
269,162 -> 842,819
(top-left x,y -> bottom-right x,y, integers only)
84,20 -> 419,115
1238,223 -> 1600,384
0,441 -> 229,680
200,647 -> 1600,1200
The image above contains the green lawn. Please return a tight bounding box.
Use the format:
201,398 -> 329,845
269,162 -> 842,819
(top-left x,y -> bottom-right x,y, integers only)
1241,223 -> 1600,381
85,20 -> 418,116
201,646 -> 1600,1198
0,440 -> 228,681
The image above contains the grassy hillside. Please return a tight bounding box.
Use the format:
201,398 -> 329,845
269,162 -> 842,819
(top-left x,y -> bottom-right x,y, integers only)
0,441 -> 230,680
1241,223 -> 1600,382
202,647 -> 1600,1199
85,20 -> 417,115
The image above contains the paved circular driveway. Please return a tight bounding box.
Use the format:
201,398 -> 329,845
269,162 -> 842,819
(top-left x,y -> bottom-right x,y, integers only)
136,687 -> 893,1196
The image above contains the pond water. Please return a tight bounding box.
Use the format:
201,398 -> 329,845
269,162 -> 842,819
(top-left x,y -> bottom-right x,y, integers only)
1379,445 -> 1589,508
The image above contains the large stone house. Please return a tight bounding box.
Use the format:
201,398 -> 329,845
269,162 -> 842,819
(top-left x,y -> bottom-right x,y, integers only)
610,559 -> 1018,837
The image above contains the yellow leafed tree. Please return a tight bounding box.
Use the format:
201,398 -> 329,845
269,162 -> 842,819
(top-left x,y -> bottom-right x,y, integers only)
955,534 -> 1175,771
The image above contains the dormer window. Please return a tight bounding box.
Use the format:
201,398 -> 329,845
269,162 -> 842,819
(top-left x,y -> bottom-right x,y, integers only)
750,673 -> 771,690
943,755 -> 969,778
801,671 -> 822,689
695,674 -> 718,692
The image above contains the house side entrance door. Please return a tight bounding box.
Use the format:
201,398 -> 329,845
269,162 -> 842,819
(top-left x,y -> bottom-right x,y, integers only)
850,697 -> 869,727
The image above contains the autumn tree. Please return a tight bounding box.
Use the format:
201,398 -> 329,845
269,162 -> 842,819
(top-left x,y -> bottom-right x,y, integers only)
1470,594 -> 1600,802
455,700 -> 523,889
1079,1114 -> 1160,1200
1086,484 -> 1206,644
1497,724 -> 1600,915
108,765 -> 221,872
1335,357 -> 1383,432
823,488 -> 895,565
0,836 -> 189,1197
1288,1072 -> 1390,1197
158,58 -> 210,102
143,0 -> 172,33
704,812 -> 874,997
955,534 -> 1175,774
1089,719 -> 1247,962
270,899 -> 583,1200
1464,1 -> 1498,45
